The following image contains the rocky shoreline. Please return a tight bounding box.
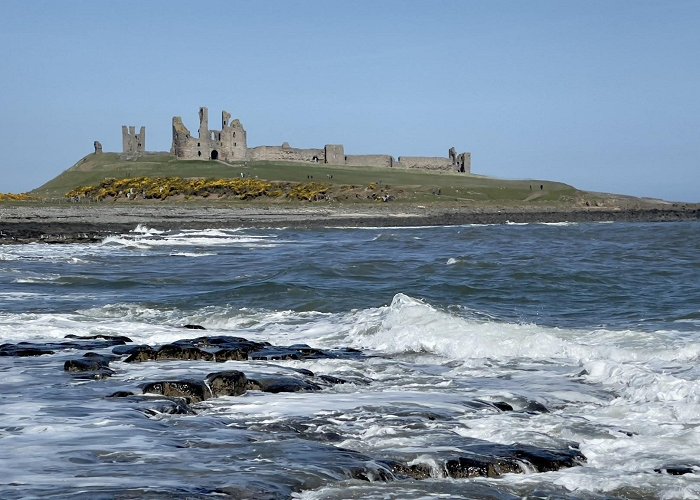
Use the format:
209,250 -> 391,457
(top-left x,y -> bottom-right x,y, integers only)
1,203 -> 698,243
2,328 -> 588,494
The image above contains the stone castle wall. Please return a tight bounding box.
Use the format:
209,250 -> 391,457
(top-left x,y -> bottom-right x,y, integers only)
322,145 -> 343,165
248,145 -> 324,163
345,155 -> 394,168
166,107 -> 471,173
172,107 -> 247,162
396,156 -> 453,171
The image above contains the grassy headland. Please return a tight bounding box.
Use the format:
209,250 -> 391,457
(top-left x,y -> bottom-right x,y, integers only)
32,152 -> 592,207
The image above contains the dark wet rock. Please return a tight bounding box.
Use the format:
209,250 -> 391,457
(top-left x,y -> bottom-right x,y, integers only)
206,370 -> 250,397
291,367 -> 315,377
113,336 -> 364,365
444,443 -> 585,478
317,374 -> 347,385
179,335 -> 270,352
183,324 -> 206,330
142,380 -> 212,403
64,354 -> 114,373
655,465 -> 695,475
492,401 -> 514,412
107,391 -> 135,398
122,345 -> 157,362
247,376 -> 321,393
383,460 -> 433,480
1,339 -> 125,356
106,392 -> 196,416
524,400 -> 550,413
445,455 -> 522,478
143,399 -> 196,416
64,352 -> 118,379
65,334 -> 132,344
250,347 -> 303,361
113,344 -> 152,356
155,344 -> 214,361
511,443 -> 584,471
212,348 -> 248,362
0,343 -> 55,357
251,344 -> 365,361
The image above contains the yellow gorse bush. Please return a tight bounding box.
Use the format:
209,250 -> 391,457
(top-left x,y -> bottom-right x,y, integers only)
65,177 -> 328,202
0,193 -> 34,201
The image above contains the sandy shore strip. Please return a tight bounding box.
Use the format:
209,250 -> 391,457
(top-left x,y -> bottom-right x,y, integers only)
1,203 -> 698,243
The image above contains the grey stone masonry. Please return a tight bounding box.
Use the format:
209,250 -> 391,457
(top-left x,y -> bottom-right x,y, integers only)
122,126 -> 145,156
163,106 -> 471,173
172,107 -> 247,162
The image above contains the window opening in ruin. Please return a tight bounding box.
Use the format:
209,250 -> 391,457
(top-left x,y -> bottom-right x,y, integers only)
312,156 -> 319,163
211,150 -> 219,160
198,151 -> 202,157
197,142 -> 200,147
234,142 -> 236,147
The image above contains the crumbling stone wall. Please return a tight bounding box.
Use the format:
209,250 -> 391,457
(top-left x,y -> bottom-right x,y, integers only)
168,106 -> 471,174
396,148 -> 471,173
248,144 -> 324,163
345,155 -> 394,168
122,126 -> 145,156
171,107 -> 247,161
396,156 -> 453,171
324,144 -> 345,165
93,141 -> 102,154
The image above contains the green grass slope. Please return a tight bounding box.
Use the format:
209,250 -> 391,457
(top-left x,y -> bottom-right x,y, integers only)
33,152 -> 580,205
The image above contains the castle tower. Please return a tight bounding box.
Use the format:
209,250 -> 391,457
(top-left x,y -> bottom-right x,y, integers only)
122,125 -> 145,155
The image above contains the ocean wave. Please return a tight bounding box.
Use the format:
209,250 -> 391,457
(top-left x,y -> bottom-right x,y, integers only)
102,228 -> 283,249
342,294 -> 700,405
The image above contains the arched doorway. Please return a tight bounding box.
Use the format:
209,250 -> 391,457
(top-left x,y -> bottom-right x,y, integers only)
210,150 -> 219,160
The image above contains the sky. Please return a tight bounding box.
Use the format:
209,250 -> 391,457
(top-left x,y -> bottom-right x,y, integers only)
1,0 -> 698,202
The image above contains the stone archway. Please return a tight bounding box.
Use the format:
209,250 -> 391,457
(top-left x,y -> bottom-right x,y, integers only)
211,150 -> 219,160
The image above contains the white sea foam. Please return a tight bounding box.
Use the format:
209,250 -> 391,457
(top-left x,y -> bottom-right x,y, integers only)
169,251 -> 217,257
102,228 -> 283,249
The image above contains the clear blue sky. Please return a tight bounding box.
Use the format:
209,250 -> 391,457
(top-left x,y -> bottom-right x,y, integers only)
1,0 -> 698,201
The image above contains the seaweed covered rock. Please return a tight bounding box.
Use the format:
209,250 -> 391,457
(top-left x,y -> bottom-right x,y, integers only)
247,375 -> 321,394
155,344 -> 215,362
206,370 -> 250,397
64,352 -> 118,378
142,380 -> 212,403
444,443 -> 585,478
0,343 -> 55,357
2,338 -> 127,356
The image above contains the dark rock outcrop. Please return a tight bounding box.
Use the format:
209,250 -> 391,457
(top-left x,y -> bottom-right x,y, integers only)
64,352 -> 118,379
655,465 -> 696,475
0,343 -> 55,357
444,443 -> 585,479
142,380 -> 212,404
246,376 -> 321,394
206,370 -> 250,397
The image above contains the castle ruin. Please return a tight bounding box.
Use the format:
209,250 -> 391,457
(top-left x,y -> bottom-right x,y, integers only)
109,106 -> 470,173
121,126 -> 145,157
170,107 -> 470,173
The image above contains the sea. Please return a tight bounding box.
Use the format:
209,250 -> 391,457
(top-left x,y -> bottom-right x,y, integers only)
1,220 -> 698,499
